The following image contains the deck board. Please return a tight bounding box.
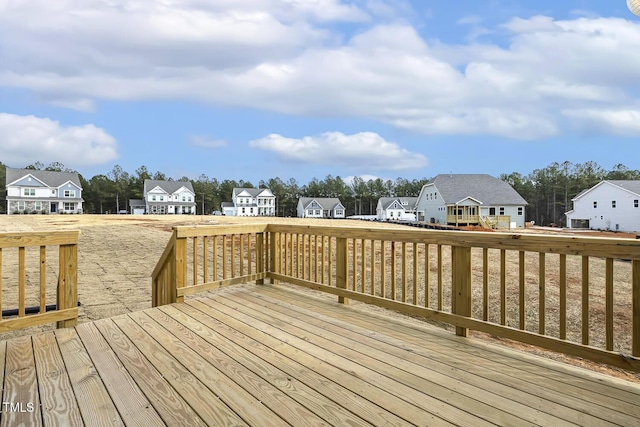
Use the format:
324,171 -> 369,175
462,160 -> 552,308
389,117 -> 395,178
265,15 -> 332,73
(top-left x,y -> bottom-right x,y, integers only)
1,283 -> 639,426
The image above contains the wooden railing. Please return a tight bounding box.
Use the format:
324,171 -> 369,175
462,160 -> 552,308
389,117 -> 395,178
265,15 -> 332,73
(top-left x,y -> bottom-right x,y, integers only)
153,224 -> 640,372
152,225 -> 269,306
0,231 -> 79,333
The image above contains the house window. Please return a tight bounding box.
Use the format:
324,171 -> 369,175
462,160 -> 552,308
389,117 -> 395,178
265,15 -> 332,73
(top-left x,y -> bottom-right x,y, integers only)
52,190 -> 56,195
159,196 -> 164,201
242,207 -> 245,214
593,201 -> 597,208
635,200 -> 639,208
517,207 -> 523,216
17,201 -> 25,211
35,201 -> 42,211
499,207 -> 505,215
63,202 -> 75,211
335,209 -> 343,216
182,196 -> 186,202
152,195 -> 156,201
188,196 -> 192,202
612,201 -> 616,208
64,190 -> 75,198
23,188 -> 36,196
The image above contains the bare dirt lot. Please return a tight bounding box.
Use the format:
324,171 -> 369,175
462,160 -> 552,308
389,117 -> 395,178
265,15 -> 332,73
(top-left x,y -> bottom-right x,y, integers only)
1,215 -> 638,383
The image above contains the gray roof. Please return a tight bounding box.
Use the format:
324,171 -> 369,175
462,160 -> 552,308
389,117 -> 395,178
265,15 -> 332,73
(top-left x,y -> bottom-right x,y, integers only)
429,174 -> 527,205
607,180 -> 640,196
299,197 -> 344,210
144,179 -> 194,195
378,197 -> 418,210
232,187 -> 273,197
6,168 -> 82,188
221,202 -> 235,208
129,199 -> 144,206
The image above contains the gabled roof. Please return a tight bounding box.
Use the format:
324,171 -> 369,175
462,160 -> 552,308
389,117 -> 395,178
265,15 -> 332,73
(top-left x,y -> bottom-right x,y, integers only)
378,197 -> 418,210
6,168 -> 82,188
221,202 -> 235,208
143,179 -> 194,195
572,180 -> 640,201
425,174 -> 527,206
232,187 -> 274,198
299,197 -> 344,210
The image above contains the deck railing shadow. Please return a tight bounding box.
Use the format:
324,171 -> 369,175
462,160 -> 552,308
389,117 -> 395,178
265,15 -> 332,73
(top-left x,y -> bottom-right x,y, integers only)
0,230 -> 79,333
152,224 -> 640,373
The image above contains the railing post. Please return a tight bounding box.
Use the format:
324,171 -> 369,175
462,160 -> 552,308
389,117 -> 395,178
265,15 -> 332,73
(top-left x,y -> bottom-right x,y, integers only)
452,245 -> 471,337
336,237 -> 348,304
256,233 -> 265,285
57,243 -> 78,328
174,234 -> 187,304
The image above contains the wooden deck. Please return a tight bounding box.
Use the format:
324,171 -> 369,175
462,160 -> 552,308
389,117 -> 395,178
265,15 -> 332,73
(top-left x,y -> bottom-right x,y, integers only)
2,285 -> 640,426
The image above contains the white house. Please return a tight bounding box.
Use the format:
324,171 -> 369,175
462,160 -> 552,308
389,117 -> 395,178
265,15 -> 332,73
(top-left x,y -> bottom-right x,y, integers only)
565,180 -> 640,232
5,168 -> 84,214
228,188 -> 276,216
376,197 -> 418,221
415,174 -> 528,228
143,179 -> 197,214
297,198 -> 346,218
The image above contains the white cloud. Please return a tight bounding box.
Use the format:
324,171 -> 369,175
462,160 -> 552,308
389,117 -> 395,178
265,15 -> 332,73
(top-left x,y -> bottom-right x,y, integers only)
249,131 -> 427,171
562,108 -> 640,136
189,135 -> 228,148
0,113 -> 118,167
1,4 -> 640,139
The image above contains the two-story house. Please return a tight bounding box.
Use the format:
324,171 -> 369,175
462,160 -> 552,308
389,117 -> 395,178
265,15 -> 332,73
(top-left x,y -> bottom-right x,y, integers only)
143,179 -> 197,214
376,197 -> 418,221
5,168 -> 84,214
565,180 -> 640,232
297,198 -> 346,218
415,174 -> 527,228
229,188 -> 276,216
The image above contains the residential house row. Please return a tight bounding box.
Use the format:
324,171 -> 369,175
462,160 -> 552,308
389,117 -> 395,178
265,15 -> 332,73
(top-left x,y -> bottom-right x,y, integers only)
5,168 -> 84,214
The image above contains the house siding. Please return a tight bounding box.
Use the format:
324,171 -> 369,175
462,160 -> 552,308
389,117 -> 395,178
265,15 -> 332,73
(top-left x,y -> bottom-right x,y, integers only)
566,182 -> 640,232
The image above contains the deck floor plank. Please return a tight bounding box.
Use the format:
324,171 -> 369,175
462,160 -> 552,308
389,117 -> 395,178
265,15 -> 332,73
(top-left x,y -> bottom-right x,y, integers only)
75,322 -> 166,427
128,310 -> 298,427
55,327 -> 123,427
92,318 -> 207,427
167,303 -> 409,427
2,335 -> 41,427
185,299 -> 448,427
236,290 -> 584,427
148,307 -> 366,427
2,284 -> 640,426
219,291 -> 544,427
259,285 -> 640,425
110,314 -> 249,426
196,297 -> 475,426
32,332 -> 83,427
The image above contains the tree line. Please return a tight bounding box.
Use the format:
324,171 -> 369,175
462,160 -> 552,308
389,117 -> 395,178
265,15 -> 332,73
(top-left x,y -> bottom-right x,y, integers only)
1,160 -> 639,225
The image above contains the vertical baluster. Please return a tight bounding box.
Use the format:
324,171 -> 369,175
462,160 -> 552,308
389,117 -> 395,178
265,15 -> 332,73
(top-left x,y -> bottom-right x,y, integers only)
328,237 -> 333,287
247,234 -> 252,275
424,243 -> 430,308
413,242 -> 418,305
539,252 -> 546,335
380,241 -> 386,298
203,236 -> 209,283
582,256 -> 589,345
231,235 -> 236,278
483,248 -> 488,321
314,235 -> 319,282
239,234 -> 244,276
193,237 -> 198,287
559,254 -> 567,340
519,251 -> 525,330
361,239 -> 367,294
402,242 -> 407,303
222,235 -> 228,280
437,245 -> 443,311
19,246 -> 26,317
500,249 -> 506,326
352,239 -> 357,291
213,236 -> 218,281
605,258 -> 613,351
321,236 -> 325,284
302,234 -> 306,280
370,239 -> 376,296
391,242 -> 397,300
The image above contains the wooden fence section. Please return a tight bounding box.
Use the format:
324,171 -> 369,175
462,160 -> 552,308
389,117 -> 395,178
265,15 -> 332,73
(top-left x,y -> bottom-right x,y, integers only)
0,231 -> 79,333
153,224 -> 640,372
152,225 -> 269,306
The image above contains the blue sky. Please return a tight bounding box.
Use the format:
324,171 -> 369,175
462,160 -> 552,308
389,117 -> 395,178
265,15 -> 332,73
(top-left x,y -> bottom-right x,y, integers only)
1,0 -> 639,184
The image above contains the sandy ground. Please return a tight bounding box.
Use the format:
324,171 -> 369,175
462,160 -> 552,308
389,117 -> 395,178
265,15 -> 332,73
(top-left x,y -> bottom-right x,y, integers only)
1,214 -> 638,382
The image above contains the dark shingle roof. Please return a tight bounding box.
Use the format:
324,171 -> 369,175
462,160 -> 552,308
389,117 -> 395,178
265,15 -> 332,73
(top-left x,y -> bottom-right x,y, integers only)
299,197 -> 344,210
144,179 -> 194,194
6,168 -> 81,188
431,174 -> 527,205
378,197 -> 418,210
607,180 -> 640,196
233,188 -> 273,198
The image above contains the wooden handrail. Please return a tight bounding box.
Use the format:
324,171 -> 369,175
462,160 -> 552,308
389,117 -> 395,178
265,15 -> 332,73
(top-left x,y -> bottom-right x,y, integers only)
0,230 -> 80,332
152,223 -> 640,372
